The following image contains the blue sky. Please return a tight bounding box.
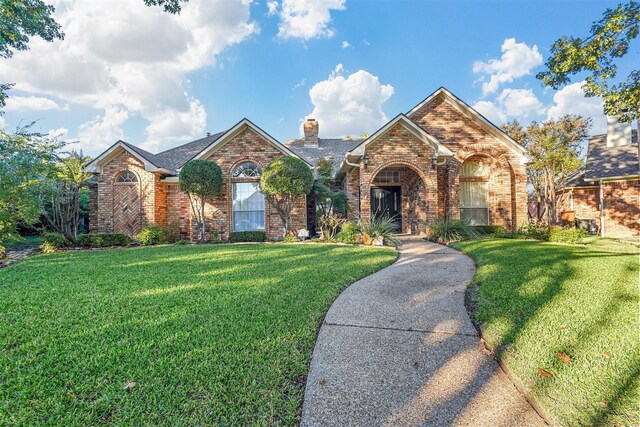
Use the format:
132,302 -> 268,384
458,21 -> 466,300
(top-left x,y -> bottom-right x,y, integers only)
0,0 -> 636,156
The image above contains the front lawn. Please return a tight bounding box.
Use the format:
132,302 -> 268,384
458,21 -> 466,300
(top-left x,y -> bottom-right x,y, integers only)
452,238 -> 639,426
0,244 -> 396,425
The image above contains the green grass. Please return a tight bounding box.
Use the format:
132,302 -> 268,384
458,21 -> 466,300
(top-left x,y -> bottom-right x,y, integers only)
452,238 -> 639,426
0,243 -> 396,425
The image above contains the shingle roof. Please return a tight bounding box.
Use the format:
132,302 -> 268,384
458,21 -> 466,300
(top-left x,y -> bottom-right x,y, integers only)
584,130 -> 639,181
153,131 -> 226,172
564,169 -> 596,188
284,138 -> 364,174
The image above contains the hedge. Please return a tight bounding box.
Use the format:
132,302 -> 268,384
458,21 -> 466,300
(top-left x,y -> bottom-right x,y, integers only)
229,231 -> 266,243
472,225 -> 506,235
77,233 -> 129,248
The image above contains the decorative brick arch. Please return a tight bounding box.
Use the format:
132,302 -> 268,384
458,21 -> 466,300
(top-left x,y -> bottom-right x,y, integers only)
228,157 -> 266,176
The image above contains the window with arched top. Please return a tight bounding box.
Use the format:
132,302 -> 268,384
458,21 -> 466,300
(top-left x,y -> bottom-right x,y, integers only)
460,161 -> 489,225
116,171 -> 138,183
232,162 -> 262,178
231,162 -> 264,232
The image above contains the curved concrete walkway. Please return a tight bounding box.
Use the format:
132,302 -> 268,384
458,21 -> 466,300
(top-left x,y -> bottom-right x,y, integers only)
301,237 -> 545,426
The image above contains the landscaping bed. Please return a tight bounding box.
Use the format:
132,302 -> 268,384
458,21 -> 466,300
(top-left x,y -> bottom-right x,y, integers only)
452,238 -> 639,426
0,243 -> 396,425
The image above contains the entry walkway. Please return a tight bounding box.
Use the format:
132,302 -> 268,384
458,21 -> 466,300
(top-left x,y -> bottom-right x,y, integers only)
301,237 -> 545,426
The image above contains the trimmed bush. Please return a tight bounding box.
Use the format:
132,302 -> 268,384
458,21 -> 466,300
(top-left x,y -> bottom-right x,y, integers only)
473,225 -> 506,236
427,217 -> 479,244
518,223 -> 551,241
77,233 -> 129,248
229,231 -> 266,243
337,221 -> 361,244
41,232 -> 71,252
136,225 -> 166,246
549,227 -> 588,244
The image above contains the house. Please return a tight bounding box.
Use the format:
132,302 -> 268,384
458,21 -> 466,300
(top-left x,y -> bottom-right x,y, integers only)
86,87 -> 529,240
558,118 -> 639,238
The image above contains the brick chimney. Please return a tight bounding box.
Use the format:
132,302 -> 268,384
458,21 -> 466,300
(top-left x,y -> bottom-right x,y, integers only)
303,118 -> 319,147
606,116 -> 632,147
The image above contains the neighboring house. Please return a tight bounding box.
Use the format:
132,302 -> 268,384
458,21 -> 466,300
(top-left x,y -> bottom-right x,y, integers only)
558,119 -> 639,238
86,87 -> 528,240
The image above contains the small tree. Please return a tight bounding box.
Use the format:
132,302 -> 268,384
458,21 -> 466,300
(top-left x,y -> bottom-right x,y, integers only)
260,157 -> 314,237
179,159 -> 223,242
41,151 -> 92,243
313,158 -> 347,239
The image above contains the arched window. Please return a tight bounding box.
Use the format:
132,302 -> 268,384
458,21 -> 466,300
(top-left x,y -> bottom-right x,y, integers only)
232,162 -> 262,178
231,162 -> 264,232
116,171 -> 138,183
460,161 -> 489,225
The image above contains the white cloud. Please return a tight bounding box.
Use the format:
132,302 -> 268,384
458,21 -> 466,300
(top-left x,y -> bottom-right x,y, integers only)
47,127 -> 69,140
473,88 -> 543,125
292,78 -> 306,90
473,38 -> 543,95
5,96 -> 61,112
497,88 -> 544,118
143,99 -> 207,152
0,0 -> 258,154
78,107 -> 130,153
277,0 -> 346,40
305,64 -> 394,137
0,116 -> 5,130
267,0 -> 278,15
473,100 -> 507,125
342,40 -> 350,48
547,81 -> 606,134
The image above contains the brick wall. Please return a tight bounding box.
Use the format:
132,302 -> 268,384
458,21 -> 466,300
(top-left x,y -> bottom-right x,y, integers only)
603,180 -> 639,238
407,95 -> 528,231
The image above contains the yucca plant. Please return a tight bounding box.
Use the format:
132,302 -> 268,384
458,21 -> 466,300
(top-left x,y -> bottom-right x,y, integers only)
357,216 -> 400,246
427,216 -> 479,243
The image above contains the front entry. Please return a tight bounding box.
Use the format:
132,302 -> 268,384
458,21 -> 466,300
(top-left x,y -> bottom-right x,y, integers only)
371,186 -> 402,232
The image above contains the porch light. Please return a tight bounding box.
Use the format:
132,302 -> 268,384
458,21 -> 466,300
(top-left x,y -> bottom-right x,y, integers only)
431,156 -> 438,169
362,155 -> 370,168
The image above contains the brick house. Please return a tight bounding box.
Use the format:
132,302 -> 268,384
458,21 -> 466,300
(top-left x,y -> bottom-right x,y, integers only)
86,87 -> 528,240
557,119 -> 639,239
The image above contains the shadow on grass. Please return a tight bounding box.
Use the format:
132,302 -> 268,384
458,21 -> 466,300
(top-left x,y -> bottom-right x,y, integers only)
457,238 -> 639,425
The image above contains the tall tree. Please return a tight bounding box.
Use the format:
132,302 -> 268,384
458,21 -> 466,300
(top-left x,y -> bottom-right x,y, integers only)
0,126 -> 65,256
503,116 -> 590,225
313,158 -> 347,239
537,1 -> 640,122
41,151 -> 93,243
179,159 -> 223,243
260,157 -> 314,238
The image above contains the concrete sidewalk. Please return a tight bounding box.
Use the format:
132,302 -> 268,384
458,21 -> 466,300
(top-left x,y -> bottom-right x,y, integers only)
301,237 -> 545,426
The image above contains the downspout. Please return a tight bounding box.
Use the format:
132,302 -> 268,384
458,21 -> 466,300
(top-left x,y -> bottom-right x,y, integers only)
344,158 -> 360,168
599,180 -> 605,237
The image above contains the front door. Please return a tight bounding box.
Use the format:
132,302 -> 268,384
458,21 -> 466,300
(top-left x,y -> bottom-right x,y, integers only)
371,186 -> 401,232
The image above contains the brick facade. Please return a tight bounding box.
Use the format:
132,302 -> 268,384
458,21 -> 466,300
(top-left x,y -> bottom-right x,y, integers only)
557,179 -> 639,238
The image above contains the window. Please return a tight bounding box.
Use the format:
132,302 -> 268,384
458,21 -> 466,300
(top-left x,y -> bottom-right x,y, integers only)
233,182 -> 265,231
460,161 -> 489,225
373,170 -> 400,184
232,162 -> 262,178
116,171 -> 138,183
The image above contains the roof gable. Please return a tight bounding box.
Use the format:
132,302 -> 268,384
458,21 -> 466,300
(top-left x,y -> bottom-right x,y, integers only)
348,114 -> 453,157
85,140 -> 172,174
190,118 -> 311,167
407,87 -> 527,160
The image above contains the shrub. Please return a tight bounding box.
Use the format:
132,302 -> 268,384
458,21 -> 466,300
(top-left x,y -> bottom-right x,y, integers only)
41,232 -> 71,252
162,218 -> 182,244
229,231 -> 266,243
337,221 -> 361,244
473,225 -> 506,236
136,225 -> 166,246
518,223 -> 551,241
549,227 -> 588,244
427,217 -> 479,244
77,233 -> 129,248
283,234 -> 298,243
358,216 -> 399,246
175,239 -> 189,245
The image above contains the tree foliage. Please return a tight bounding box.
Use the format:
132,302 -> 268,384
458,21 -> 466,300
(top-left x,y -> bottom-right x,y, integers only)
260,156 -> 313,237
0,125 -> 65,254
40,151 -> 93,243
143,0 -> 189,14
501,115 -> 590,224
537,1 -> 640,121
313,158 -> 347,239
179,159 -> 223,242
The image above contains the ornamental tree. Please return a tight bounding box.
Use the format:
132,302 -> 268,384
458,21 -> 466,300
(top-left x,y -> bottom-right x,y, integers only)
537,1 -> 640,122
260,156 -> 314,237
179,160 -> 223,242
